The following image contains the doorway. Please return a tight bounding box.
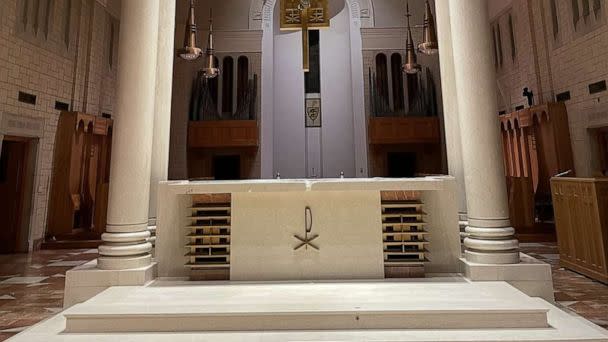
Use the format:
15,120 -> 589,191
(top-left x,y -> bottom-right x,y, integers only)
0,136 -> 34,253
213,155 -> 241,180
387,152 -> 417,178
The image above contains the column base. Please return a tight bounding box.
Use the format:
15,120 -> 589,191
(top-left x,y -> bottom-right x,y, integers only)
64,260 -> 157,308
460,253 -> 554,302
98,254 -> 151,270
465,249 -> 520,264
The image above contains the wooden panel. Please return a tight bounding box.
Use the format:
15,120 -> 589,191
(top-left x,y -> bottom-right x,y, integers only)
499,102 -> 574,242
368,117 -> 440,145
188,120 -> 259,148
47,111 -> 112,243
551,177 -> 608,284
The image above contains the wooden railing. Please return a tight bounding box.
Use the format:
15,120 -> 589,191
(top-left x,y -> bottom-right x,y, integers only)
188,120 -> 259,148
368,117 -> 440,145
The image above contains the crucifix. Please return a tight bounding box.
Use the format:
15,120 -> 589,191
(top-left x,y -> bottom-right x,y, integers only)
280,0 -> 329,72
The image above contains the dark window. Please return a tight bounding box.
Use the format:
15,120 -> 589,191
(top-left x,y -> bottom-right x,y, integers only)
18,91 -> 36,105
108,20 -> 115,68
492,26 -> 499,68
582,0 -> 590,17
391,53 -> 405,112
375,53 -> 389,105
589,80 -> 607,94
508,15 -> 516,62
572,0 -> 580,27
305,30 -> 320,94
63,0 -> 71,47
556,91 -> 571,102
42,0 -> 53,39
221,57 -> 234,114
550,0 -> 559,37
32,0 -> 41,34
496,23 -> 503,67
22,0 -> 30,30
594,0 -> 602,16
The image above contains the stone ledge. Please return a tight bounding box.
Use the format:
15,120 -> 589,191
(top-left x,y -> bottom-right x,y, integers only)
460,253 -> 554,302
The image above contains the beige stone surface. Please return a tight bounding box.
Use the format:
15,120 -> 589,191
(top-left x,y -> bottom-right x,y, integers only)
156,177 -> 461,279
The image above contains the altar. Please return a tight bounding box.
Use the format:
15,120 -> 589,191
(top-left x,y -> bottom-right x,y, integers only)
155,177 -> 461,281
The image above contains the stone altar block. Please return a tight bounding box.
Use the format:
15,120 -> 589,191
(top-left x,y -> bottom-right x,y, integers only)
155,177 -> 461,280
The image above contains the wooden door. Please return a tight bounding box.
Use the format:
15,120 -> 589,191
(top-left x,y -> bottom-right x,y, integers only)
0,139 -> 28,253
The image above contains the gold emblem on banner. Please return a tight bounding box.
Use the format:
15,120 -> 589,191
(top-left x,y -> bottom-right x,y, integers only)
280,0 -> 329,30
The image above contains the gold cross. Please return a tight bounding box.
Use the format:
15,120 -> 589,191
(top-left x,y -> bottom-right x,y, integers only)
280,0 -> 329,72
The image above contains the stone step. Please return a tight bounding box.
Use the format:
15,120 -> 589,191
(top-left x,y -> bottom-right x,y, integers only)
63,282 -> 549,333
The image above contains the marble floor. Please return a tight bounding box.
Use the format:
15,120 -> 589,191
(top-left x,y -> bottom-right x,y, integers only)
0,249 -> 98,341
0,243 -> 606,341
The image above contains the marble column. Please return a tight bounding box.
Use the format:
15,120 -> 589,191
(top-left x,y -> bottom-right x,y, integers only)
448,0 -> 519,264
98,0 -> 160,270
434,0 -> 467,219
148,0 -> 176,242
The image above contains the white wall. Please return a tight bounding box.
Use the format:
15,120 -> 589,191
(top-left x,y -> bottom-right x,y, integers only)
272,3 -> 307,178
320,6 -> 356,177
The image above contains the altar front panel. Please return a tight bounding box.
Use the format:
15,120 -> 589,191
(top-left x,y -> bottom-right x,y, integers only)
230,191 -> 384,281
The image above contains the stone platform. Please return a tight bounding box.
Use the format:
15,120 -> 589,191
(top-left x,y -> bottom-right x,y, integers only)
8,279 -> 608,341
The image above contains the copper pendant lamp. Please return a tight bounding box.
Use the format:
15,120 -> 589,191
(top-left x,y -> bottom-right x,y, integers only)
402,2 -> 421,74
178,0 -> 202,61
201,9 -> 220,79
418,0 -> 439,55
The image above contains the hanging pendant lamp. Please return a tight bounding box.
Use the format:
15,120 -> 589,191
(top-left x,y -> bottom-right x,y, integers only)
201,9 -> 220,79
418,0 -> 439,55
178,0 -> 202,61
402,2 -> 421,74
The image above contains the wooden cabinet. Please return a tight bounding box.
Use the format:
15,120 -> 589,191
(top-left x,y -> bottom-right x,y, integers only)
551,177 -> 608,283
47,112 -> 113,243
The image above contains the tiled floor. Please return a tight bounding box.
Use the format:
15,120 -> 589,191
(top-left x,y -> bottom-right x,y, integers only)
0,243 -> 606,341
520,242 -> 608,330
0,249 -> 97,341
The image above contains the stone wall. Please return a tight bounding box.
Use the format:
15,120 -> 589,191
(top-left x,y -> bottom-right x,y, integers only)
491,0 -> 608,176
0,0 -> 120,249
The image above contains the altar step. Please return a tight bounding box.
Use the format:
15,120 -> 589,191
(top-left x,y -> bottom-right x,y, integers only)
63,282 -> 551,333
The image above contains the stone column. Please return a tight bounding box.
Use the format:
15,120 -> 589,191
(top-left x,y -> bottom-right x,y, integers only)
434,0 -> 467,220
98,0 -> 160,270
149,0 -> 177,242
449,0 -> 519,264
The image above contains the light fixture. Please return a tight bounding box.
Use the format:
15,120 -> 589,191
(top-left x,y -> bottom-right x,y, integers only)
402,0 -> 439,74
178,0 -> 202,61
418,0 -> 438,55
200,9 -> 220,79
403,2 -> 421,74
